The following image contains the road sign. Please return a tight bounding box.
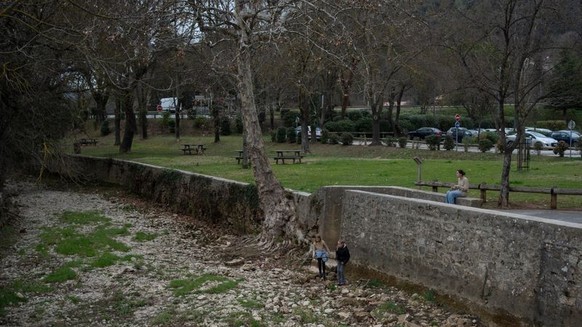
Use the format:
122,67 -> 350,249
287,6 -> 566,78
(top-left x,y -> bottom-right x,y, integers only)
568,120 -> 576,130
455,114 -> 461,122
455,121 -> 460,128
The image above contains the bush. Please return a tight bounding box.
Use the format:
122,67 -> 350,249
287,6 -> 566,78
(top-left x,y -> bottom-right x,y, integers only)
398,137 -> 408,148
346,110 -> 362,121
385,137 -> 399,147
354,117 -> 373,132
553,141 -> 569,157
192,116 -> 209,129
320,129 -> 330,144
443,135 -> 455,151
340,133 -> 354,145
328,133 -> 339,144
276,127 -> 287,143
286,127 -> 296,143
100,120 -> 111,136
425,135 -> 440,151
324,120 -> 355,133
537,120 -> 567,131
478,139 -> 494,152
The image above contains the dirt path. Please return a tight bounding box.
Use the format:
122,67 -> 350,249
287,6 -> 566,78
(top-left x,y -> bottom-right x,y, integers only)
0,181 -> 483,326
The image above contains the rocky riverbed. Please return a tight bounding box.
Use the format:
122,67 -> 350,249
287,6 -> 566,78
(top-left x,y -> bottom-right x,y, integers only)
0,180 -> 484,326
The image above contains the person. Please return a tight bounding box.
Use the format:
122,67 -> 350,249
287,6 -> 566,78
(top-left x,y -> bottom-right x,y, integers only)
312,234 -> 330,279
335,240 -> 350,286
445,169 -> 469,204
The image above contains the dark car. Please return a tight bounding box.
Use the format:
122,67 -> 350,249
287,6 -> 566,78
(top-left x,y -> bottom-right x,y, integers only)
446,127 -> 469,142
408,127 -> 443,140
550,130 -> 580,146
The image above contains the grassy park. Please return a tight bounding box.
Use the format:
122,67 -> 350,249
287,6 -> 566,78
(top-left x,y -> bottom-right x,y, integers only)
75,132 -> 582,210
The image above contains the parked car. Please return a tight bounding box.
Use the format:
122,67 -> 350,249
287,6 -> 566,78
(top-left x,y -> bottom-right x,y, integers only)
525,127 -> 553,136
446,127 -> 469,142
549,130 -> 581,146
465,129 -> 480,137
295,126 -> 322,140
506,131 -> 558,149
408,127 -> 442,140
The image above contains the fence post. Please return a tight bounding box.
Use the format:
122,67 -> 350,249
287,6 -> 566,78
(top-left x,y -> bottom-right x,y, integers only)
479,183 -> 487,203
432,181 -> 439,193
550,187 -> 557,210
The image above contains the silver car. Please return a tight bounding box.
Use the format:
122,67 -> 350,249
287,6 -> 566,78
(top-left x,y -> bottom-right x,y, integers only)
506,131 -> 558,149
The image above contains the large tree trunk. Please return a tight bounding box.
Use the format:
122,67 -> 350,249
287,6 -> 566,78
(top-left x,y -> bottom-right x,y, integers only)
119,92 -> 136,153
114,97 -> 122,146
237,40 -> 298,243
498,151 -> 513,207
94,93 -> 109,125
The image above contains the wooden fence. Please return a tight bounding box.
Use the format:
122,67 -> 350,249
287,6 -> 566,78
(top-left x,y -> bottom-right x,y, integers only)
415,181 -> 582,210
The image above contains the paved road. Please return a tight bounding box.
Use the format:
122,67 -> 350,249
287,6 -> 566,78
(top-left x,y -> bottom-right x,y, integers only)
354,139 -> 581,157
498,209 -> 582,224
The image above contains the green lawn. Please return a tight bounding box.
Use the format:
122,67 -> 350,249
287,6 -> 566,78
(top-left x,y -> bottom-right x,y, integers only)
76,133 -> 582,209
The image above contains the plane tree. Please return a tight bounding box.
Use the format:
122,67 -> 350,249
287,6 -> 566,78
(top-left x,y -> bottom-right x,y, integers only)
188,0 -> 308,244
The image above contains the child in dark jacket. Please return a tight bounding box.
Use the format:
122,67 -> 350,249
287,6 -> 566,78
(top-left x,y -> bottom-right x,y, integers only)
335,240 -> 350,286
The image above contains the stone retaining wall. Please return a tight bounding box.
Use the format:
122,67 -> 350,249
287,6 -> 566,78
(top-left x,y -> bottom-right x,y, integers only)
50,156 -> 581,326
340,190 -> 582,327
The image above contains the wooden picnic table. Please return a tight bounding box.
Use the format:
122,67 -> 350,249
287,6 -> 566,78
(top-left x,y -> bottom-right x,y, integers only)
234,150 -> 246,164
274,150 -> 303,164
78,138 -> 98,146
181,144 -> 206,155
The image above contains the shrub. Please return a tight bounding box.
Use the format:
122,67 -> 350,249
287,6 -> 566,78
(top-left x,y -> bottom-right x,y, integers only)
478,139 -> 494,152
324,120 -> 355,133
354,117 -> 373,132
276,127 -> 287,143
286,127 -> 296,143
328,133 -> 339,144
340,133 -> 353,145
398,137 -> 408,148
346,110 -> 362,121
537,120 -> 567,131
425,135 -> 440,151
553,141 -> 568,157
443,135 -> 455,151
320,129 -> 330,144
192,116 -> 209,129
100,120 -> 111,136
383,137 -> 397,147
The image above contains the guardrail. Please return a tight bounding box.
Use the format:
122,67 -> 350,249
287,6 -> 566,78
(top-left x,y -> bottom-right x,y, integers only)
415,181 -> 582,210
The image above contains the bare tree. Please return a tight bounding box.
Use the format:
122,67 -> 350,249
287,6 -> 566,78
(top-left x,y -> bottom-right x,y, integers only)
189,0 -> 305,244
442,0 -> 564,207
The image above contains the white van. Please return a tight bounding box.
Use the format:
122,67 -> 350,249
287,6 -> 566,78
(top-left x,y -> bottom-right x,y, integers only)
160,97 -> 180,113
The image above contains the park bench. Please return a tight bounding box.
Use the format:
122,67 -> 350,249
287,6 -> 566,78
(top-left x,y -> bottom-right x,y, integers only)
274,150 -> 304,164
181,144 -> 206,155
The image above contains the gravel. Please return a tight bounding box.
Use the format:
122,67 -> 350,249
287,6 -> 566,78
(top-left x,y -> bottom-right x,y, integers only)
0,180 -> 484,326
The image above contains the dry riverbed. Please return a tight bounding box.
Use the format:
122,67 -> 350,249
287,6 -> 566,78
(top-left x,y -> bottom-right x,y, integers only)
0,180 -> 484,326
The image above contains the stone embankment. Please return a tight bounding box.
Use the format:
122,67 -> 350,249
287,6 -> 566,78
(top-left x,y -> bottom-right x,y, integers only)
0,180 -> 482,327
